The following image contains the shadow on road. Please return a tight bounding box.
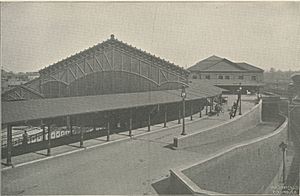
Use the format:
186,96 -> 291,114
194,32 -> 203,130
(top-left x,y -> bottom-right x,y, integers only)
151,177 -> 171,195
33,151 -> 47,156
163,143 -> 176,150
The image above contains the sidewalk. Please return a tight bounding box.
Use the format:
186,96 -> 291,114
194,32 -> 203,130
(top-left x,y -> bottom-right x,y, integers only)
1,95 -> 256,171
1,114 -> 210,170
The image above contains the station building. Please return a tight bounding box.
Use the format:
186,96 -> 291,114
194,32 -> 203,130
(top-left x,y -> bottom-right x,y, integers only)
1,35 -> 223,163
188,55 -> 264,93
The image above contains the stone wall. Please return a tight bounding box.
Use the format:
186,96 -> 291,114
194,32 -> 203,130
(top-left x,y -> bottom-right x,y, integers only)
262,96 -> 280,121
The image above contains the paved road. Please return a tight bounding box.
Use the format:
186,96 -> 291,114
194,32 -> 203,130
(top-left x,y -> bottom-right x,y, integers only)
2,97 -> 270,195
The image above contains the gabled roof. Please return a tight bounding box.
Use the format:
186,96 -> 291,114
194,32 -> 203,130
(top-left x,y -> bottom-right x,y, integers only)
188,55 -> 224,71
204,55 -> 223,62
39,34 -> 189,76
236,62 -> 264,72
188,55 -> 263,72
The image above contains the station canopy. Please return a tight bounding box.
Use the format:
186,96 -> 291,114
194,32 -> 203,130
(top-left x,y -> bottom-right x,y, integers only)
2,84 -> 223,125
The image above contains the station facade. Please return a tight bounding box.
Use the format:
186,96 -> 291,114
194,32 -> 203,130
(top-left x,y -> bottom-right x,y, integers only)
188,55 -> 264,93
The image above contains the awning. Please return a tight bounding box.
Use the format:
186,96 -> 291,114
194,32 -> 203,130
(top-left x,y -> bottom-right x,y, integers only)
2,86 -> 221,125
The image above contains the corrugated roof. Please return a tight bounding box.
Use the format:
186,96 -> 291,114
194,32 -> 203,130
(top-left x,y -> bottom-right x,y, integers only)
2,86 -> 221,125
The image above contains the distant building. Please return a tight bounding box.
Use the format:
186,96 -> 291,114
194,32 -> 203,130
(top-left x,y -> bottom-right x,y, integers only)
291,73 -> 300,103
188,55 -> 264,93
1,70 -> 39,92
26,72 -> 40,81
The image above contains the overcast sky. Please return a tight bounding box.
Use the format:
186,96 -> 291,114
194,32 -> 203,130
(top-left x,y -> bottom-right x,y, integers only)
1,2 -> 300,73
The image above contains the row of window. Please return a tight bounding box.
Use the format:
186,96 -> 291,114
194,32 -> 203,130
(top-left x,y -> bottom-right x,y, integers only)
218,75 -> 230,80
192,75 -> 257,81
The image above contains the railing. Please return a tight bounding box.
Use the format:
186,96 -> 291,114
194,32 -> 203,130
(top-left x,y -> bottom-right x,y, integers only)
264,88 -> 289,98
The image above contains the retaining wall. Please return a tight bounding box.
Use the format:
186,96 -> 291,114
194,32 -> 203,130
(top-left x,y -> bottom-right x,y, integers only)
173,100 -> 262,149
169,115 -> 288,195
262,96 -> 281,121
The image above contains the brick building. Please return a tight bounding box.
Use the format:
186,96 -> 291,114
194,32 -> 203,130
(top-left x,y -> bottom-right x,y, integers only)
188,55 -> 264,93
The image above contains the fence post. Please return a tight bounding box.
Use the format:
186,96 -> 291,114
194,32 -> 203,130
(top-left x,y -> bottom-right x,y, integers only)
190,102 -> 193,121
129,109 -> 133,137
164,105 -> 167,128
80,126 -> 84,147
6,125 -> 12,166
106,114 -> 110,141
199,107 -> 202,118
47,125 -> 51,156
148,113 -> 151,132
67,116 -> 71,135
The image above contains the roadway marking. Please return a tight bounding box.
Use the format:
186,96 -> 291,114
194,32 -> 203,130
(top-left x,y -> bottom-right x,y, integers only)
1,115 -> 211,171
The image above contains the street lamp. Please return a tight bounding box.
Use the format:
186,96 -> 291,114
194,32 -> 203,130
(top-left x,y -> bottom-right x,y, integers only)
279,142 -> 288,183
181,85 -> 187,135
238,83 -> 242,115
288,82 -> 294,104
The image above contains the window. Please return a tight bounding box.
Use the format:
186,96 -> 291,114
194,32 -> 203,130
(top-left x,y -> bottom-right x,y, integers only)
225,76 -> 230,80
218,75 -> 223,79
192,75 -> 197,79
238,76 -> 244,80
251,76 -> 257,81
205,75 -> 210,79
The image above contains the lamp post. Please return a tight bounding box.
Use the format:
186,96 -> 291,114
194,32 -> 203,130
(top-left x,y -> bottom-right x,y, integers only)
279,142 -> 287,183
288,82 -> 294,104
181,85 -> 187,135
238,83 -> 242,115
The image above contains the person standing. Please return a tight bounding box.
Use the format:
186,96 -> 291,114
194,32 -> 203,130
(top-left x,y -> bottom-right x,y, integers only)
22,130 -> 29,152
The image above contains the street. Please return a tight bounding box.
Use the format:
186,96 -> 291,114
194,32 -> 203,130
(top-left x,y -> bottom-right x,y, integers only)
1,97 -> 279,195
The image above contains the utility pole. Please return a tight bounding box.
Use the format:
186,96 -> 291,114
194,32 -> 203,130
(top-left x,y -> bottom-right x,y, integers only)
181,86 -> 187,135
239,83 -> 242,115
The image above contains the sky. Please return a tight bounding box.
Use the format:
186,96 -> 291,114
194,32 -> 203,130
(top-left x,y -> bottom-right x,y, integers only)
1,2 -> 300,73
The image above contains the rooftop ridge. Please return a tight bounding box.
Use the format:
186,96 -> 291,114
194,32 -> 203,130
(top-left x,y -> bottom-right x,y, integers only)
39,34 -> 189,75
188,55 -> 224,71
111,36 -> 188,74
201,58 -> 226,71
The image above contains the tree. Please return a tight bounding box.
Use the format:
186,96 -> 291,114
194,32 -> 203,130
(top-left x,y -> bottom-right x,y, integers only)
270,67 -> 276,73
